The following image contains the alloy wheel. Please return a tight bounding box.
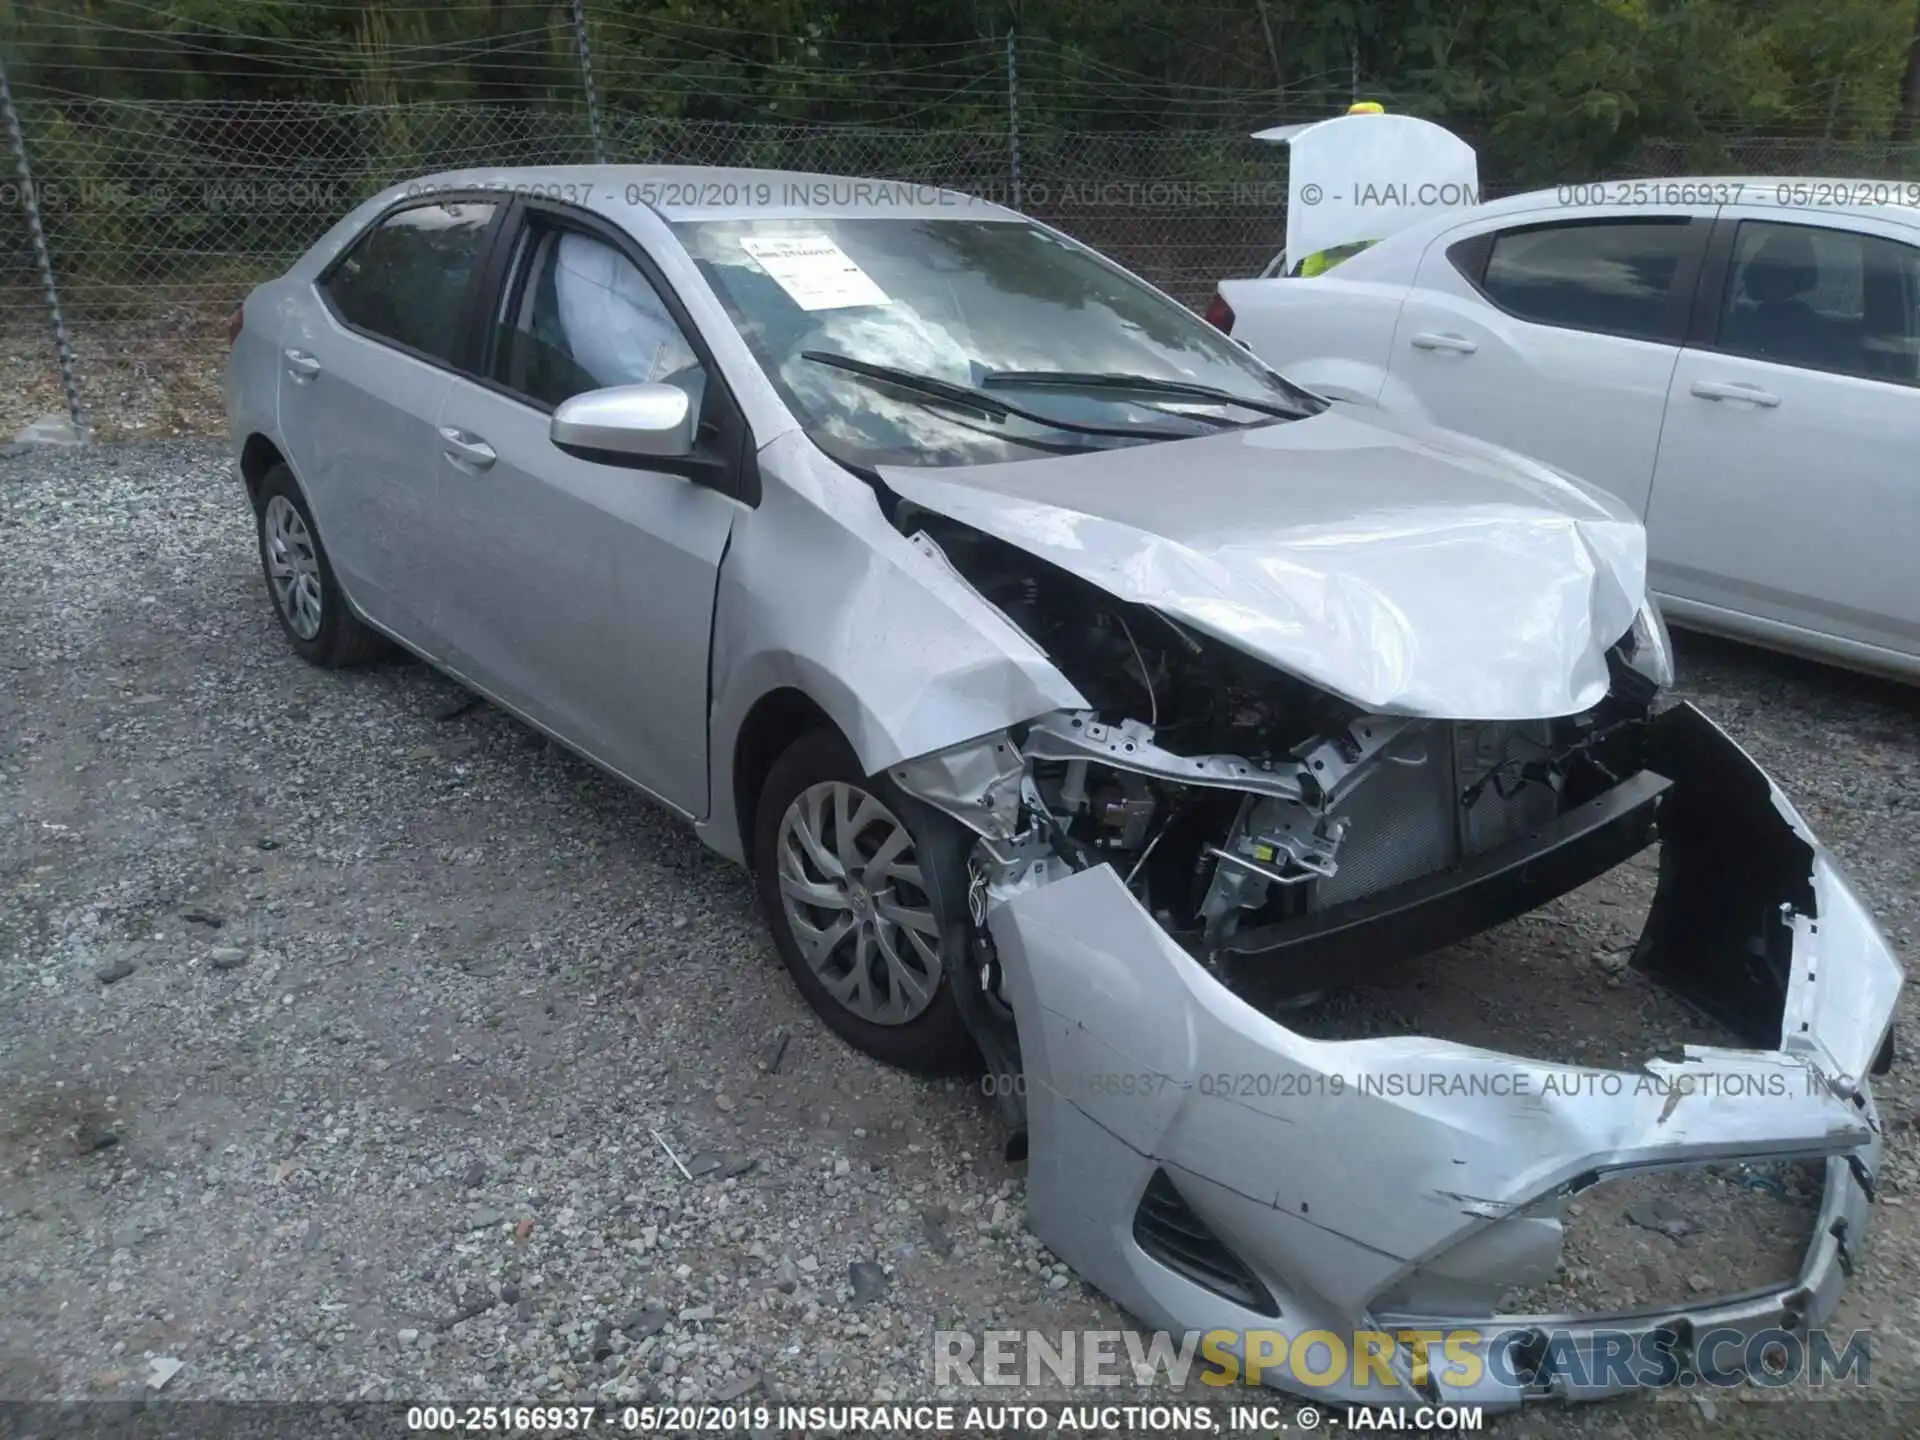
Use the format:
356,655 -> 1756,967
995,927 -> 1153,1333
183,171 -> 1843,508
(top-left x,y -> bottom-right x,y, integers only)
263,494 -> 324,641
775,781 -> 943,1025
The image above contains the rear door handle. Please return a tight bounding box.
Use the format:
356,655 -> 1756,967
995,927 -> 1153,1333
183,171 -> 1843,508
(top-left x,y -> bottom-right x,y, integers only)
438,426 -> 497,470
283,348 -> 321,381
1410,331 -> 1477,354
1690,379 -> 1780,408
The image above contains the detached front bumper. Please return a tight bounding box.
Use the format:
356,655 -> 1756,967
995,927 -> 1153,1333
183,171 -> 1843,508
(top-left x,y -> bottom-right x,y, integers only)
987,705 -> 1901,1407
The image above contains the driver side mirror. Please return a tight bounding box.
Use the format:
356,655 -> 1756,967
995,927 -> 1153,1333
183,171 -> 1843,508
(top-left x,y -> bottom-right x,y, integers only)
550,382 -> 695,463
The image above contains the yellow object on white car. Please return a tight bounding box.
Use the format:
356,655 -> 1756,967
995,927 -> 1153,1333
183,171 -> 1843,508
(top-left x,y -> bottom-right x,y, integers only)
1252,111 -> 1480,278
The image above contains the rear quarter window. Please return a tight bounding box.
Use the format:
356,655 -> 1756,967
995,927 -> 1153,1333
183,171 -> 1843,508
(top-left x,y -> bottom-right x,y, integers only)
322,200 -> 498,363
1717,220 -> 1920,385
1477,218 -> 1697,343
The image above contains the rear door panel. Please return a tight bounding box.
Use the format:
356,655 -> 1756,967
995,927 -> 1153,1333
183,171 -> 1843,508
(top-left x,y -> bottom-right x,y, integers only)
276,311 -> 453,650
275,196 -> 508,654
1646,209 -> 1920,657
1384,207 -> 1716,518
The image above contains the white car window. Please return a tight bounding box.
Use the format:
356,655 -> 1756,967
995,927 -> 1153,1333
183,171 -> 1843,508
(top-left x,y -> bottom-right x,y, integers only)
1477,218 -> 1695,343
1718,221 -> 1920,385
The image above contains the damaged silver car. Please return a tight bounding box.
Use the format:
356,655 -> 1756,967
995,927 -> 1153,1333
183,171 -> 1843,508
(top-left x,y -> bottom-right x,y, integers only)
226,166 -> 1902,1409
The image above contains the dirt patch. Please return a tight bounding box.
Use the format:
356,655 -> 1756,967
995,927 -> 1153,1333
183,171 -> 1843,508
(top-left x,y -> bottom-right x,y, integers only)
1504,1161 -> 1825,1318
3,1082 -> 128,1171
2,298 -> 233,443
1285,848 -> 1692,1068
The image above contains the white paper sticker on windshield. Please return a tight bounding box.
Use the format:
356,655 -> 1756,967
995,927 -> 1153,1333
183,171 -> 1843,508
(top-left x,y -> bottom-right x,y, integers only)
739,234 -> 890,311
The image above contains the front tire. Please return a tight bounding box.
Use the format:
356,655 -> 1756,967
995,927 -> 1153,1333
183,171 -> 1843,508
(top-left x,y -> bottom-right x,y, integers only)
753,729 -> 976,1074
254,463 -> 390,669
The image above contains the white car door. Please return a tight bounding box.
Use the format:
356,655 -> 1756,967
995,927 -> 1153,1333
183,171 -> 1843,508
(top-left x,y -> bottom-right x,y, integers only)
1383,206 -> 1716,517
1645,208 -> 1920,667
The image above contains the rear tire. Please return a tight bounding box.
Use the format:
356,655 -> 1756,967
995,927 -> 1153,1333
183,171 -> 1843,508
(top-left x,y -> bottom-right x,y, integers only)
254,463 -> 391,669
753,728 -> 977,1074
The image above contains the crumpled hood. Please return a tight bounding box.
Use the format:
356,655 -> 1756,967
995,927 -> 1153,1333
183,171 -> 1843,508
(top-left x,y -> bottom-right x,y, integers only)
879,406 -> 1648,719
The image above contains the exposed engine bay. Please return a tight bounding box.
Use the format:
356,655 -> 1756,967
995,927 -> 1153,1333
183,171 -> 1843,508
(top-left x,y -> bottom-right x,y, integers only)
897,512 -> 1665,1029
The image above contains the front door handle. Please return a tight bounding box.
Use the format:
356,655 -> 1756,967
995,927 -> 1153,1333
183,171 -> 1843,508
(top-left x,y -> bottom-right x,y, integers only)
1410,331 -> 1478,354
284,348 -> 321,381
439,427 -> 497,470
1690,379 -> 1780,408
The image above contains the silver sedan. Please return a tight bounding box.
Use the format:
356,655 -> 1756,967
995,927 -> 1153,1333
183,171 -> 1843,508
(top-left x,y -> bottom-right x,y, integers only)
226,167 -> 1900,1407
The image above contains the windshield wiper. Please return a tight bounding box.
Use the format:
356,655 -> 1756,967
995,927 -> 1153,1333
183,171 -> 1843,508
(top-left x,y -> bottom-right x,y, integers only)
980,369 -> 1315,419
800,351 -> 1198,441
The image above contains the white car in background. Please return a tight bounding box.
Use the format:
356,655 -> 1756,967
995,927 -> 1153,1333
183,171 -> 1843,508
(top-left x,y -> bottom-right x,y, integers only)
1211,179 -> 1920,683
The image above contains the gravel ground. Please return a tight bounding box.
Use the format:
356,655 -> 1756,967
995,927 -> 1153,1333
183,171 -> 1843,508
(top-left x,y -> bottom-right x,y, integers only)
2,440 -> 1917,1436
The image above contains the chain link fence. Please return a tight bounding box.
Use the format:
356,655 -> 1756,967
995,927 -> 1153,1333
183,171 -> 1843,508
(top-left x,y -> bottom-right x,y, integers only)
2,92 -> 1918,441
0,96 -> 1298,438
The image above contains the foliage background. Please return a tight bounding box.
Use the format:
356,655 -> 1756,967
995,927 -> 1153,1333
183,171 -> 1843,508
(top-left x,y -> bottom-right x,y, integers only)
1,1 -> 1918,436
4,1 -> 1917,178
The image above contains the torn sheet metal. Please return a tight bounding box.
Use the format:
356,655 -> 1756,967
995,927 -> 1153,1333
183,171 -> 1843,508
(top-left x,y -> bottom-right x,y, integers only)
888,731 -> 1026,841
1020,710 -> 1418,809
991,866 -> 1881,1406
882,406 -> 1647,720
985,707 -> 1898,1407
699,430 -> 1087,861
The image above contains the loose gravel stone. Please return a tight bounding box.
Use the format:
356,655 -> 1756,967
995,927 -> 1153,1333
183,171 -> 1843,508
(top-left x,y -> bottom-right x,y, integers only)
848,1261 -> 890,1306
920,1205 -> 955,1259
620,1308 -> 667,1339
761,1029 -> 790,1075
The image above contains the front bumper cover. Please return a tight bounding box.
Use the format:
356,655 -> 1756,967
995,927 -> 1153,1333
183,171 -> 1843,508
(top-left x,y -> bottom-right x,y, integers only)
986,705 -> 1901,1407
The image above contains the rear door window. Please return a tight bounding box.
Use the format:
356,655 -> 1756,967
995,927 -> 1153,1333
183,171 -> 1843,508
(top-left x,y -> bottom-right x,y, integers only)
1717,220 -> 1920,385
322,200 -> 499,364
1478,219 -> 1698,342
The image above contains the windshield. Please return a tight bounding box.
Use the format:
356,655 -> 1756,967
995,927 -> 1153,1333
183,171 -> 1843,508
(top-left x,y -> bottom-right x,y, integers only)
674,216 -> 1314,466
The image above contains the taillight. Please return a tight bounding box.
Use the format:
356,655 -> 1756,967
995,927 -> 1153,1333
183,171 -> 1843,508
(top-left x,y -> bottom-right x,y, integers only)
226,306 -> 244,348
1203,293 -> 1235,333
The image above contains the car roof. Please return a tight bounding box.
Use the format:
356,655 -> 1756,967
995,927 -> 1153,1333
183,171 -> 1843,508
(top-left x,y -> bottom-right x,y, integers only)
382,164 -> 1023,224
1315,175 -> 1920,271
1228,173 -> 1920,286
1487,176 -> 1920,222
